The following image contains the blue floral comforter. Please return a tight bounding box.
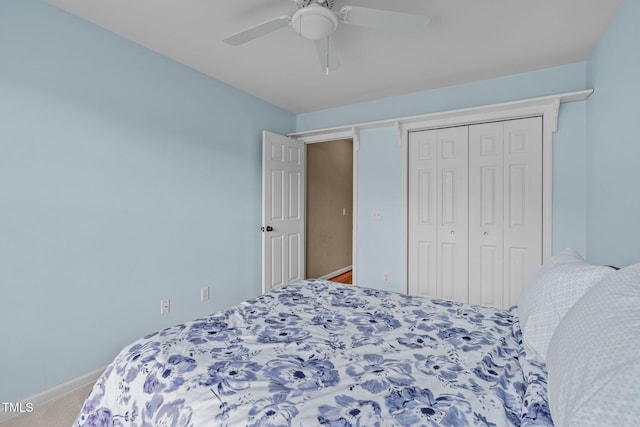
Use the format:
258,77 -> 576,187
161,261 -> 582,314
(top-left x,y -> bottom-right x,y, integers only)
74,280 -> 553,426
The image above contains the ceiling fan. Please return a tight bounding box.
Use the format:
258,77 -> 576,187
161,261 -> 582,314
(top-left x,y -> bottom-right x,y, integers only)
222,0 -> 429,74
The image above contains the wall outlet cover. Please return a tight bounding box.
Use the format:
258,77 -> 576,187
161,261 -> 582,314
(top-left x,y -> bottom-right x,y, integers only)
160,299 -> 170,315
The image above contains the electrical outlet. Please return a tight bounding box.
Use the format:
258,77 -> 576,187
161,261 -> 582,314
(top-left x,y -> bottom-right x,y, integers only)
201,286 -> 210,302
160,299 -> 170,315
383,272 -> 390,282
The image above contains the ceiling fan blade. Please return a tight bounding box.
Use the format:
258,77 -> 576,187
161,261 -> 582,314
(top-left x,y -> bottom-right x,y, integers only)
340,6 -> 429,33
315,35 -> 339,74
223,16 -> 291,46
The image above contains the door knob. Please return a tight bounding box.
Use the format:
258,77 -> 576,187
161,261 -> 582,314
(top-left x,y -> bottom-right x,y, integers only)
261,226 -> 274,232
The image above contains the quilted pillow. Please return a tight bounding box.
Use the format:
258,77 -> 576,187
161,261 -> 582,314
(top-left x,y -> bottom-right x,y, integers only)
546,262 -> 640,426
518,248 -> 613,360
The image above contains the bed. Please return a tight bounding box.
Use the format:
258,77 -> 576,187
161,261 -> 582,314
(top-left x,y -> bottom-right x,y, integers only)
73,279 -> 553,427
74,248 -> 640,426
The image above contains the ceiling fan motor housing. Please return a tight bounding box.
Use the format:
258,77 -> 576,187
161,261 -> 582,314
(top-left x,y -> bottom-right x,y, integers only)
291,3 -> 338,40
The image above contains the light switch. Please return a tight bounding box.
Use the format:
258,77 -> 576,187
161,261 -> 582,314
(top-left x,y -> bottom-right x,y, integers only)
372,209 -> 382,220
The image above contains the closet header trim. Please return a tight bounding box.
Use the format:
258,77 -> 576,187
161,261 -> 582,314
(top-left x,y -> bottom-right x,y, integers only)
289,89 -> 592,143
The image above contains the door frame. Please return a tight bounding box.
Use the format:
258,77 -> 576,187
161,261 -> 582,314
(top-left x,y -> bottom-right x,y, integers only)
292,129 -> 360,285
399,101 -> 560,294
289,90 -> 593,293
305,138 -> 355,281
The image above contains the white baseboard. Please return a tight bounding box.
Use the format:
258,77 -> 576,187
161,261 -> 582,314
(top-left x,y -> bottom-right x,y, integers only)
0,366 -> 106,422
319,265 -> 352,280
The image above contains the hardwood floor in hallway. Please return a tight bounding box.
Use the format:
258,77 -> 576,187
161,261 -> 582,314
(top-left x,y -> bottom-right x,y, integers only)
328,270 -> 352,284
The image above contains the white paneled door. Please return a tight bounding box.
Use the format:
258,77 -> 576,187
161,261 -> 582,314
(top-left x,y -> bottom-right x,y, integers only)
408,117 -> 543,309
468,117 -> 542,307
501,117 -> 543,306
408,126 -> 469,301
408,129 -> 438,298
262,131 -> 306,293
436,127 -> 469,303
468,122 -> 505,307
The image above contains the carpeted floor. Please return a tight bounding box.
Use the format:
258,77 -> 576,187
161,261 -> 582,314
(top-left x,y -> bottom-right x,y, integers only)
0,383 -> 93,427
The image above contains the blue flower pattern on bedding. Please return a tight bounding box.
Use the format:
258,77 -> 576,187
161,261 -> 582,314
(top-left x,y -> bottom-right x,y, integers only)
74,280 -> 553,426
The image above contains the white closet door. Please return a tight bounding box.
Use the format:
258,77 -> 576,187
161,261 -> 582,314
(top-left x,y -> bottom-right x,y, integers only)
503,117 -> 543,307
468,117 -> 543,308
408,127 -> 468,301
468,122 -> 505,307
436,127 -> 469,303
408,118 -> 541,308
408,130 -> 438,298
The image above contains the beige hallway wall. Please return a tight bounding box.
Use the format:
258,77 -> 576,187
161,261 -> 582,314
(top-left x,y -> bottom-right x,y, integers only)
306,139 -> 353,278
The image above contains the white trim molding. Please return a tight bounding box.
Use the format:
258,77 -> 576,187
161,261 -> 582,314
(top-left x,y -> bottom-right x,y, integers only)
289,90 -> 592,141
351,128 -> 360,284
293,127 -> 360,285
288,89 -> 593,293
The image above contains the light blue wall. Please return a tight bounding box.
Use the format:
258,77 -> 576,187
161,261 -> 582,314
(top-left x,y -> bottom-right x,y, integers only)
553,102 -> 588,257
586,0 -> 640,267
299,65 -> 591,287
0,0 -> 295,402
356,127 -> 404,292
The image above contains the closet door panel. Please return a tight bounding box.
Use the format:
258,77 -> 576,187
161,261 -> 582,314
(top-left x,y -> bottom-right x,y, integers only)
469,122 -> 504,308
436,127 -> 469,303
408,130 -> 438,298
503,117 -> 543,307
407,117 -> 543,309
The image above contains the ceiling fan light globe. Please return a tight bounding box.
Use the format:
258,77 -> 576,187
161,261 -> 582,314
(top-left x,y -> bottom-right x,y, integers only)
291,5 -> 338,40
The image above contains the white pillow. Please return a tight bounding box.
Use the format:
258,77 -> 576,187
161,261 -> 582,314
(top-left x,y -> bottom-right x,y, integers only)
518,248 -> 613,360
546,262 -> 640,427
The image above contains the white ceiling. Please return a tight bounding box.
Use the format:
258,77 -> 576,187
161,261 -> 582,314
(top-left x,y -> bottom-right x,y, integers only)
45,0 -> 623,114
